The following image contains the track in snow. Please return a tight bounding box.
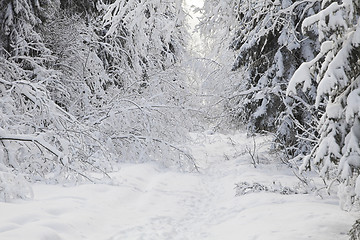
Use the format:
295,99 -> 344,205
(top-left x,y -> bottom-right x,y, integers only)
0,132 -> 356,240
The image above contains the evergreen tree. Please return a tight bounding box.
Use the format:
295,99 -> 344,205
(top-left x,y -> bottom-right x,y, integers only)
199,0 -> 320,157
287,0 -> 360,209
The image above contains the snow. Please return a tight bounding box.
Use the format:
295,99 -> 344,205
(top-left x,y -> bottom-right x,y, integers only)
316,43 -> 350,106
302,2 -> 341,38
346,87 -> 360,123
286,62 -> 312,95
286,41 -> 333,97
326,102 -> 343,120
0,131 -> 356,239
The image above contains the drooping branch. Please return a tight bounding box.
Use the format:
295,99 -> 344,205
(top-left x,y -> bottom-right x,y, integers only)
112,134 -> 199,172
0,134 -> 63,158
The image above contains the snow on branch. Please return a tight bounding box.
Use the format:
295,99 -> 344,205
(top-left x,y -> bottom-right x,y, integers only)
0,134 -> 62,159
286,41 -> 333,97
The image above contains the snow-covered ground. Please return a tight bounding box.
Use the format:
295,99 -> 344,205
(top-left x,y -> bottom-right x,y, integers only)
0,132 -> 357,240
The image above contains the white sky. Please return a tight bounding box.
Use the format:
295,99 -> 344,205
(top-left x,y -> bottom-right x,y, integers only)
183,0 -> 204,55
184,0 -> 204,28
185,0 -> 203,8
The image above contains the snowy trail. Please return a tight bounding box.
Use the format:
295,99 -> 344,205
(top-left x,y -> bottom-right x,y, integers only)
0,132 -> 357,240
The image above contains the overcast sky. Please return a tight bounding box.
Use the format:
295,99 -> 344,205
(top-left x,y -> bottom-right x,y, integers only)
184,0 -> 203,28
183,0 -> 204,55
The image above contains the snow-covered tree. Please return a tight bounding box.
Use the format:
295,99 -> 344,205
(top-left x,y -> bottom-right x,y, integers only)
287,0 -> 360,209
0,1 -> 113,186
229,0 -> 319,137
199,0 -> 320,157
0,0 -> 197,200
99,0 -> 185,87
92,0 -> 198,170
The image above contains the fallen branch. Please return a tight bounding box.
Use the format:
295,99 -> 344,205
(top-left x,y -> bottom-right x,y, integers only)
0,134 -> 62,158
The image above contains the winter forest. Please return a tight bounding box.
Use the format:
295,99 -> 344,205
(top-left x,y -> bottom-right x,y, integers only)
0,0 -> 360,239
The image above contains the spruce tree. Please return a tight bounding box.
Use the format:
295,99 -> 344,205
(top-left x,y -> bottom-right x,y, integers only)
200,0 -> 320,157
287,0 -> 360,209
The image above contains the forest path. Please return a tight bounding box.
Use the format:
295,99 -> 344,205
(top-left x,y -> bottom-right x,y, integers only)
0,131 -> 356,240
